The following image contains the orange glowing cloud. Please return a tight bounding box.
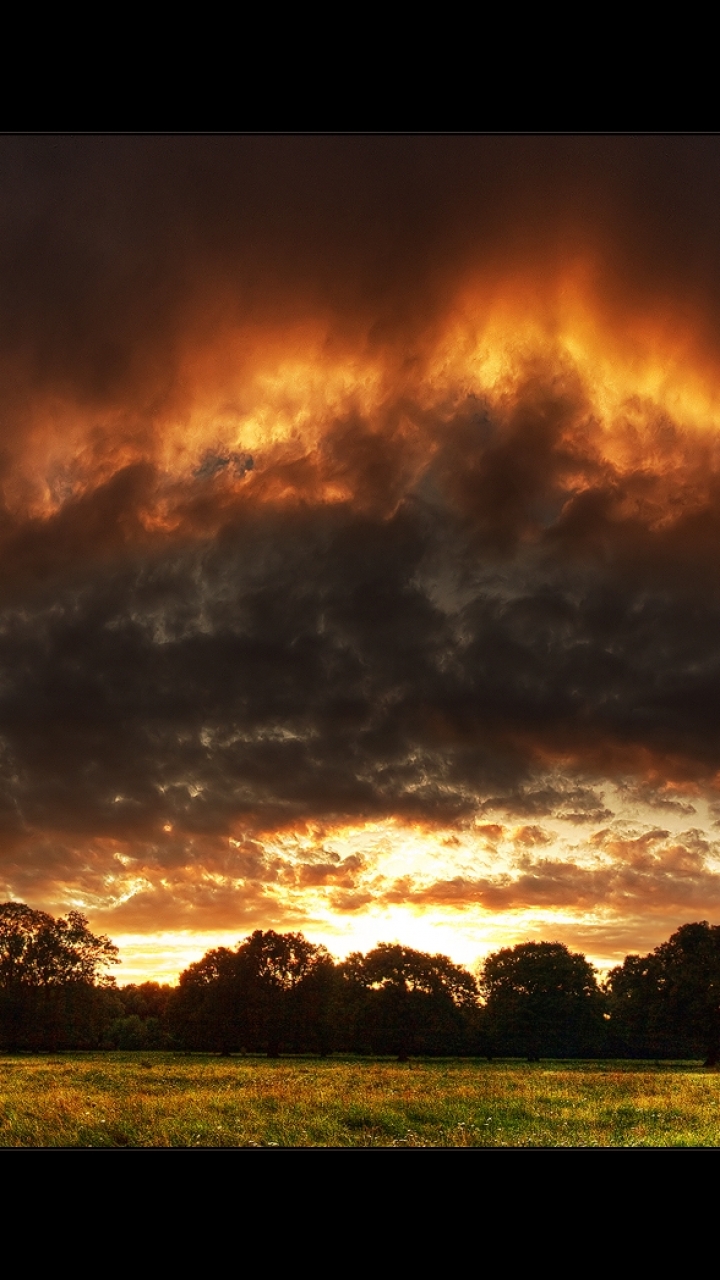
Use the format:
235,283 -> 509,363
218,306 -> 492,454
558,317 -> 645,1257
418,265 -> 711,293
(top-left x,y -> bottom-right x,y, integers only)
5,259 -> 720,570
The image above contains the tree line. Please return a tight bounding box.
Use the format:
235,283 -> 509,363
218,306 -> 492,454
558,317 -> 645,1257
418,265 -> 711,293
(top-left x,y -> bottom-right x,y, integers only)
1,901 -> 720,1061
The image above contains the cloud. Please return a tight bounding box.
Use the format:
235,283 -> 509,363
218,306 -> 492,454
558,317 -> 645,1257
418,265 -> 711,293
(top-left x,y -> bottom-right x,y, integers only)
367,825 -> 720,917
1,139 -> 720,962
2,396 -> 720,854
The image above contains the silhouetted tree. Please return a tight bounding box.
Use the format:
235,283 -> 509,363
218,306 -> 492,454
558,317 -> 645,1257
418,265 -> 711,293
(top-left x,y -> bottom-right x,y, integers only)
167,947 -> 239,1052
0,902 -> 120,1050
606,922 -> 720,1062
169,930 -> 337,1055
340,944 -> 479,1059
233,930 -> 336,1056
478,941 -> 605,1059
603,951 -> 667,1057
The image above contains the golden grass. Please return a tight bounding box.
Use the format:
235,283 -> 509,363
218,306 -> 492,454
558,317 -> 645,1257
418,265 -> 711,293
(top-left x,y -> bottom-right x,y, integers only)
0,1054 -> 717,1146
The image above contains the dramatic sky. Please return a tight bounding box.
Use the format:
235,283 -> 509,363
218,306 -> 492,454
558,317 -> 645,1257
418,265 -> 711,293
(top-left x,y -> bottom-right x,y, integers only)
3,135 -> 720,981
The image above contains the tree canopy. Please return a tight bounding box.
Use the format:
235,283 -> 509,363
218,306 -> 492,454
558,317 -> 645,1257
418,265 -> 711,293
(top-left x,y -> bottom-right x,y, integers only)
0,902 -> 120,1051
606,921 -> 720,1063
340,944 -> 479,1058
0,902 -> 119,988
343,943 -> 477,1004
170,929 -> 336,1055
478,940 -> 605,1059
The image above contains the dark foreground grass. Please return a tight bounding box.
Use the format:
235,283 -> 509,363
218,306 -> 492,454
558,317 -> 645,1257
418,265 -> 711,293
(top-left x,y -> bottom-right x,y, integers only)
0,1053 -> 717,1146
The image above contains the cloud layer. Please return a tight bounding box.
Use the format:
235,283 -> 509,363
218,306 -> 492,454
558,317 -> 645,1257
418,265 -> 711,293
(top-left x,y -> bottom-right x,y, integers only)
1,138 -> 720,972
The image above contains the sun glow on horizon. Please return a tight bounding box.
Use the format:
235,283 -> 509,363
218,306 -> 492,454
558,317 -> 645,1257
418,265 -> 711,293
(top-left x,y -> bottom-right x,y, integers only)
75,778 -> 720,985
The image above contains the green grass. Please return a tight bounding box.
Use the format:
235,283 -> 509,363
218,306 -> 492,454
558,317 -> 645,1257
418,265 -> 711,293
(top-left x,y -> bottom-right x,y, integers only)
0,1054 -> 718,1146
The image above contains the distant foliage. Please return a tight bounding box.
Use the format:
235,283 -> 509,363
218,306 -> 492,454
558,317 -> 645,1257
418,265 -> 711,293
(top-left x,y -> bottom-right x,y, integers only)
104,982 -> 175,1050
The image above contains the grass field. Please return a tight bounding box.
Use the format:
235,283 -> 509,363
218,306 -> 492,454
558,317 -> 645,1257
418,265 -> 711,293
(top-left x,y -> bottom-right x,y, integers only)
0,1054 -> 718,1146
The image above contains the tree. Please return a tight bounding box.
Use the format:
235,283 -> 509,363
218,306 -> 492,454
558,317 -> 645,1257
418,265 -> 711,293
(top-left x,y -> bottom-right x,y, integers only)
478,941 -> 605,1059
232,930 -> 336,1056
0,902 -> 119,987
169,930 -> 337,1055
339,943 -> 479,1059
106,982 -> 175,1049
0,902 -> 120,1050
167,947 -> 240,1053
605,922 -> 720,1062
603,951 -> 666,1057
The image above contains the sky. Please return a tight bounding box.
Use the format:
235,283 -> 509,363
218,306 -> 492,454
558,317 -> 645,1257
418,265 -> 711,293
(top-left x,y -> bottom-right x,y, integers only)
3,135 -> 720,982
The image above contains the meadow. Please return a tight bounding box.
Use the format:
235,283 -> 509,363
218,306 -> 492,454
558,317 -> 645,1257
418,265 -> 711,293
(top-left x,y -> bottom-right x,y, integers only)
0,1054 -> 718,1146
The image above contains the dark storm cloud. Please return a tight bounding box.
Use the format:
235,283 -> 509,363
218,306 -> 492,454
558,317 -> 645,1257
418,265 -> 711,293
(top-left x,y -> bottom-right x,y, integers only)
478,785 -> 614,824
5,380 -> 720,856
1,136 -> 720,413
